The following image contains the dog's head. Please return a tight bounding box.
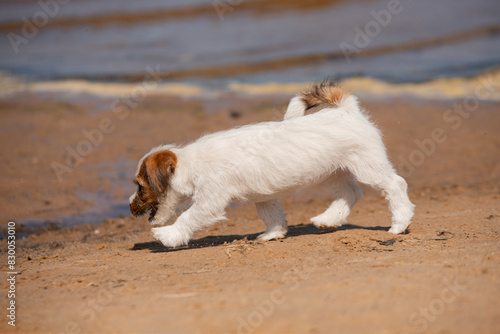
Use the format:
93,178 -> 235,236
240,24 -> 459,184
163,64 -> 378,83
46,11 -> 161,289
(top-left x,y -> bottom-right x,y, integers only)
129,149 -> 177,221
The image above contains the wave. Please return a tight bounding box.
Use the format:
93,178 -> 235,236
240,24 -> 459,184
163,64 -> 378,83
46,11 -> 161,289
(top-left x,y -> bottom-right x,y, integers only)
2,67 -> 499,101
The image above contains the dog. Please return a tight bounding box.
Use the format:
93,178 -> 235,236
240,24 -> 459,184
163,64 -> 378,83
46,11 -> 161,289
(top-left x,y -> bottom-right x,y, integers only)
129,81 -> 415,248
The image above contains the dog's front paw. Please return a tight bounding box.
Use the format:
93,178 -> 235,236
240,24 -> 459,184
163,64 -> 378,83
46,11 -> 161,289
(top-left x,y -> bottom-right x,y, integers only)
151,226 -> 190,248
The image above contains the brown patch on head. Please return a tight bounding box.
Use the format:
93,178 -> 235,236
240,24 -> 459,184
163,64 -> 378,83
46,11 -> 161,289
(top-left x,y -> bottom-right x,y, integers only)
299,80 -> 350,110
142,150 -> 177,195
129,150 -> 177,219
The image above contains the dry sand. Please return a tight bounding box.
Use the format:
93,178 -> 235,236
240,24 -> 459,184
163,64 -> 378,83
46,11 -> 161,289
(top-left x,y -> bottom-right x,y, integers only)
0,88 -> 499,333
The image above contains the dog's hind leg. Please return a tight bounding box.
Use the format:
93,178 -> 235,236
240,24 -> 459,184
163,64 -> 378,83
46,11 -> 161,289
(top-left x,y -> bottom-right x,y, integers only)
255,199 -> 288,240
347,152 -> 415,234
311,170 -> 364,229
383,174 -> 415,234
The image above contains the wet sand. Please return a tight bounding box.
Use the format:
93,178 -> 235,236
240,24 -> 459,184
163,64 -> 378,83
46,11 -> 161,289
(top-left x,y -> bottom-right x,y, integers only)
0,80 -> 499,333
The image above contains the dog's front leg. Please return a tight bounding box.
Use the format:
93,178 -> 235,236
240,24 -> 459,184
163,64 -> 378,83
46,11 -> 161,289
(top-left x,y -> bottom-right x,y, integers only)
151,200 -> 227,248
149,189 -> 186,227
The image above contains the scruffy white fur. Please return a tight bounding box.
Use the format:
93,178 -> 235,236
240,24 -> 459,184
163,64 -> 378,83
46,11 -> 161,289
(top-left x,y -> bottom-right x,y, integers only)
131,85 -> 415,248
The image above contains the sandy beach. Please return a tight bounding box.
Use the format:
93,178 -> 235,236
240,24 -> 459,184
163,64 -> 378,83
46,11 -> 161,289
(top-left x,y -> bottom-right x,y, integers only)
1,0 -> 499,332
1,74 -> 499,333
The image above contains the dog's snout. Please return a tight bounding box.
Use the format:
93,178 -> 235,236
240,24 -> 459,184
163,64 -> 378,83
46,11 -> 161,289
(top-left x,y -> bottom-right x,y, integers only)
129,202 -> 139,216
129,197 -> 144,217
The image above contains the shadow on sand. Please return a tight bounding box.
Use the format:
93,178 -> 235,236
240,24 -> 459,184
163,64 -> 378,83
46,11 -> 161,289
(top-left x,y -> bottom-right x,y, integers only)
131,223 -> 389,253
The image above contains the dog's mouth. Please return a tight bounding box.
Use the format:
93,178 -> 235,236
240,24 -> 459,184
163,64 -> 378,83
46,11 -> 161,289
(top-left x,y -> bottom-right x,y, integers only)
148,203 -> 159,222
130,201 -> 159,222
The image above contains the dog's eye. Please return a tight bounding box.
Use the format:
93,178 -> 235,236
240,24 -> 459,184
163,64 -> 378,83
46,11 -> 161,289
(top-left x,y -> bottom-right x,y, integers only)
134,181 -> 144,195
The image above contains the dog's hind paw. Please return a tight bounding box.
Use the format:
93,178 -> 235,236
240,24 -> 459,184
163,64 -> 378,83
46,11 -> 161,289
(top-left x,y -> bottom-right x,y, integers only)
388,223 -> 410,234
311,214 -> 344,229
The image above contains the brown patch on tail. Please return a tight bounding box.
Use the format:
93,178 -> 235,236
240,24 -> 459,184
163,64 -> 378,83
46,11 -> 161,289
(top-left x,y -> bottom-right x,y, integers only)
299,80 -> 350,110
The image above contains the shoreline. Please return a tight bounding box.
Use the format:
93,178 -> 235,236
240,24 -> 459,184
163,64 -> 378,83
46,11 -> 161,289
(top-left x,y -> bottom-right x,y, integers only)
2,67 -> 500,102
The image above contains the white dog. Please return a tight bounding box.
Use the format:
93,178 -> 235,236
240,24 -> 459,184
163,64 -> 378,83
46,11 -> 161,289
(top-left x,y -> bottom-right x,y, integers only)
129,81 -> 415,248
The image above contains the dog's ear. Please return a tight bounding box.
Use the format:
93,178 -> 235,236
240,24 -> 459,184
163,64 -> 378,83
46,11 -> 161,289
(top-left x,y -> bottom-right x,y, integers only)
144,150 -> 177,195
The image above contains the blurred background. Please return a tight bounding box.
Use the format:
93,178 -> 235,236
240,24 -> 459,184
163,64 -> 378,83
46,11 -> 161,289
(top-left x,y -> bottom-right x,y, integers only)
1,0 -> 499,86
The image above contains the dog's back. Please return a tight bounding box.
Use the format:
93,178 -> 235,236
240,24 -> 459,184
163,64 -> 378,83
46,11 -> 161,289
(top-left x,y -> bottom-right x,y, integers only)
177,85 -> 381,203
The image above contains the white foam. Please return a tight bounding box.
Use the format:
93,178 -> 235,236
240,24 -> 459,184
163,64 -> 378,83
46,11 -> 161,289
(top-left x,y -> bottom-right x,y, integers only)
1,68 -> 499,101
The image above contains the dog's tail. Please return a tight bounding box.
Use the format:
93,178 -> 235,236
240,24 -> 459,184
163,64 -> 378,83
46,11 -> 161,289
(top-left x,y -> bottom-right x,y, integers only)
284,80 -> 353,120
